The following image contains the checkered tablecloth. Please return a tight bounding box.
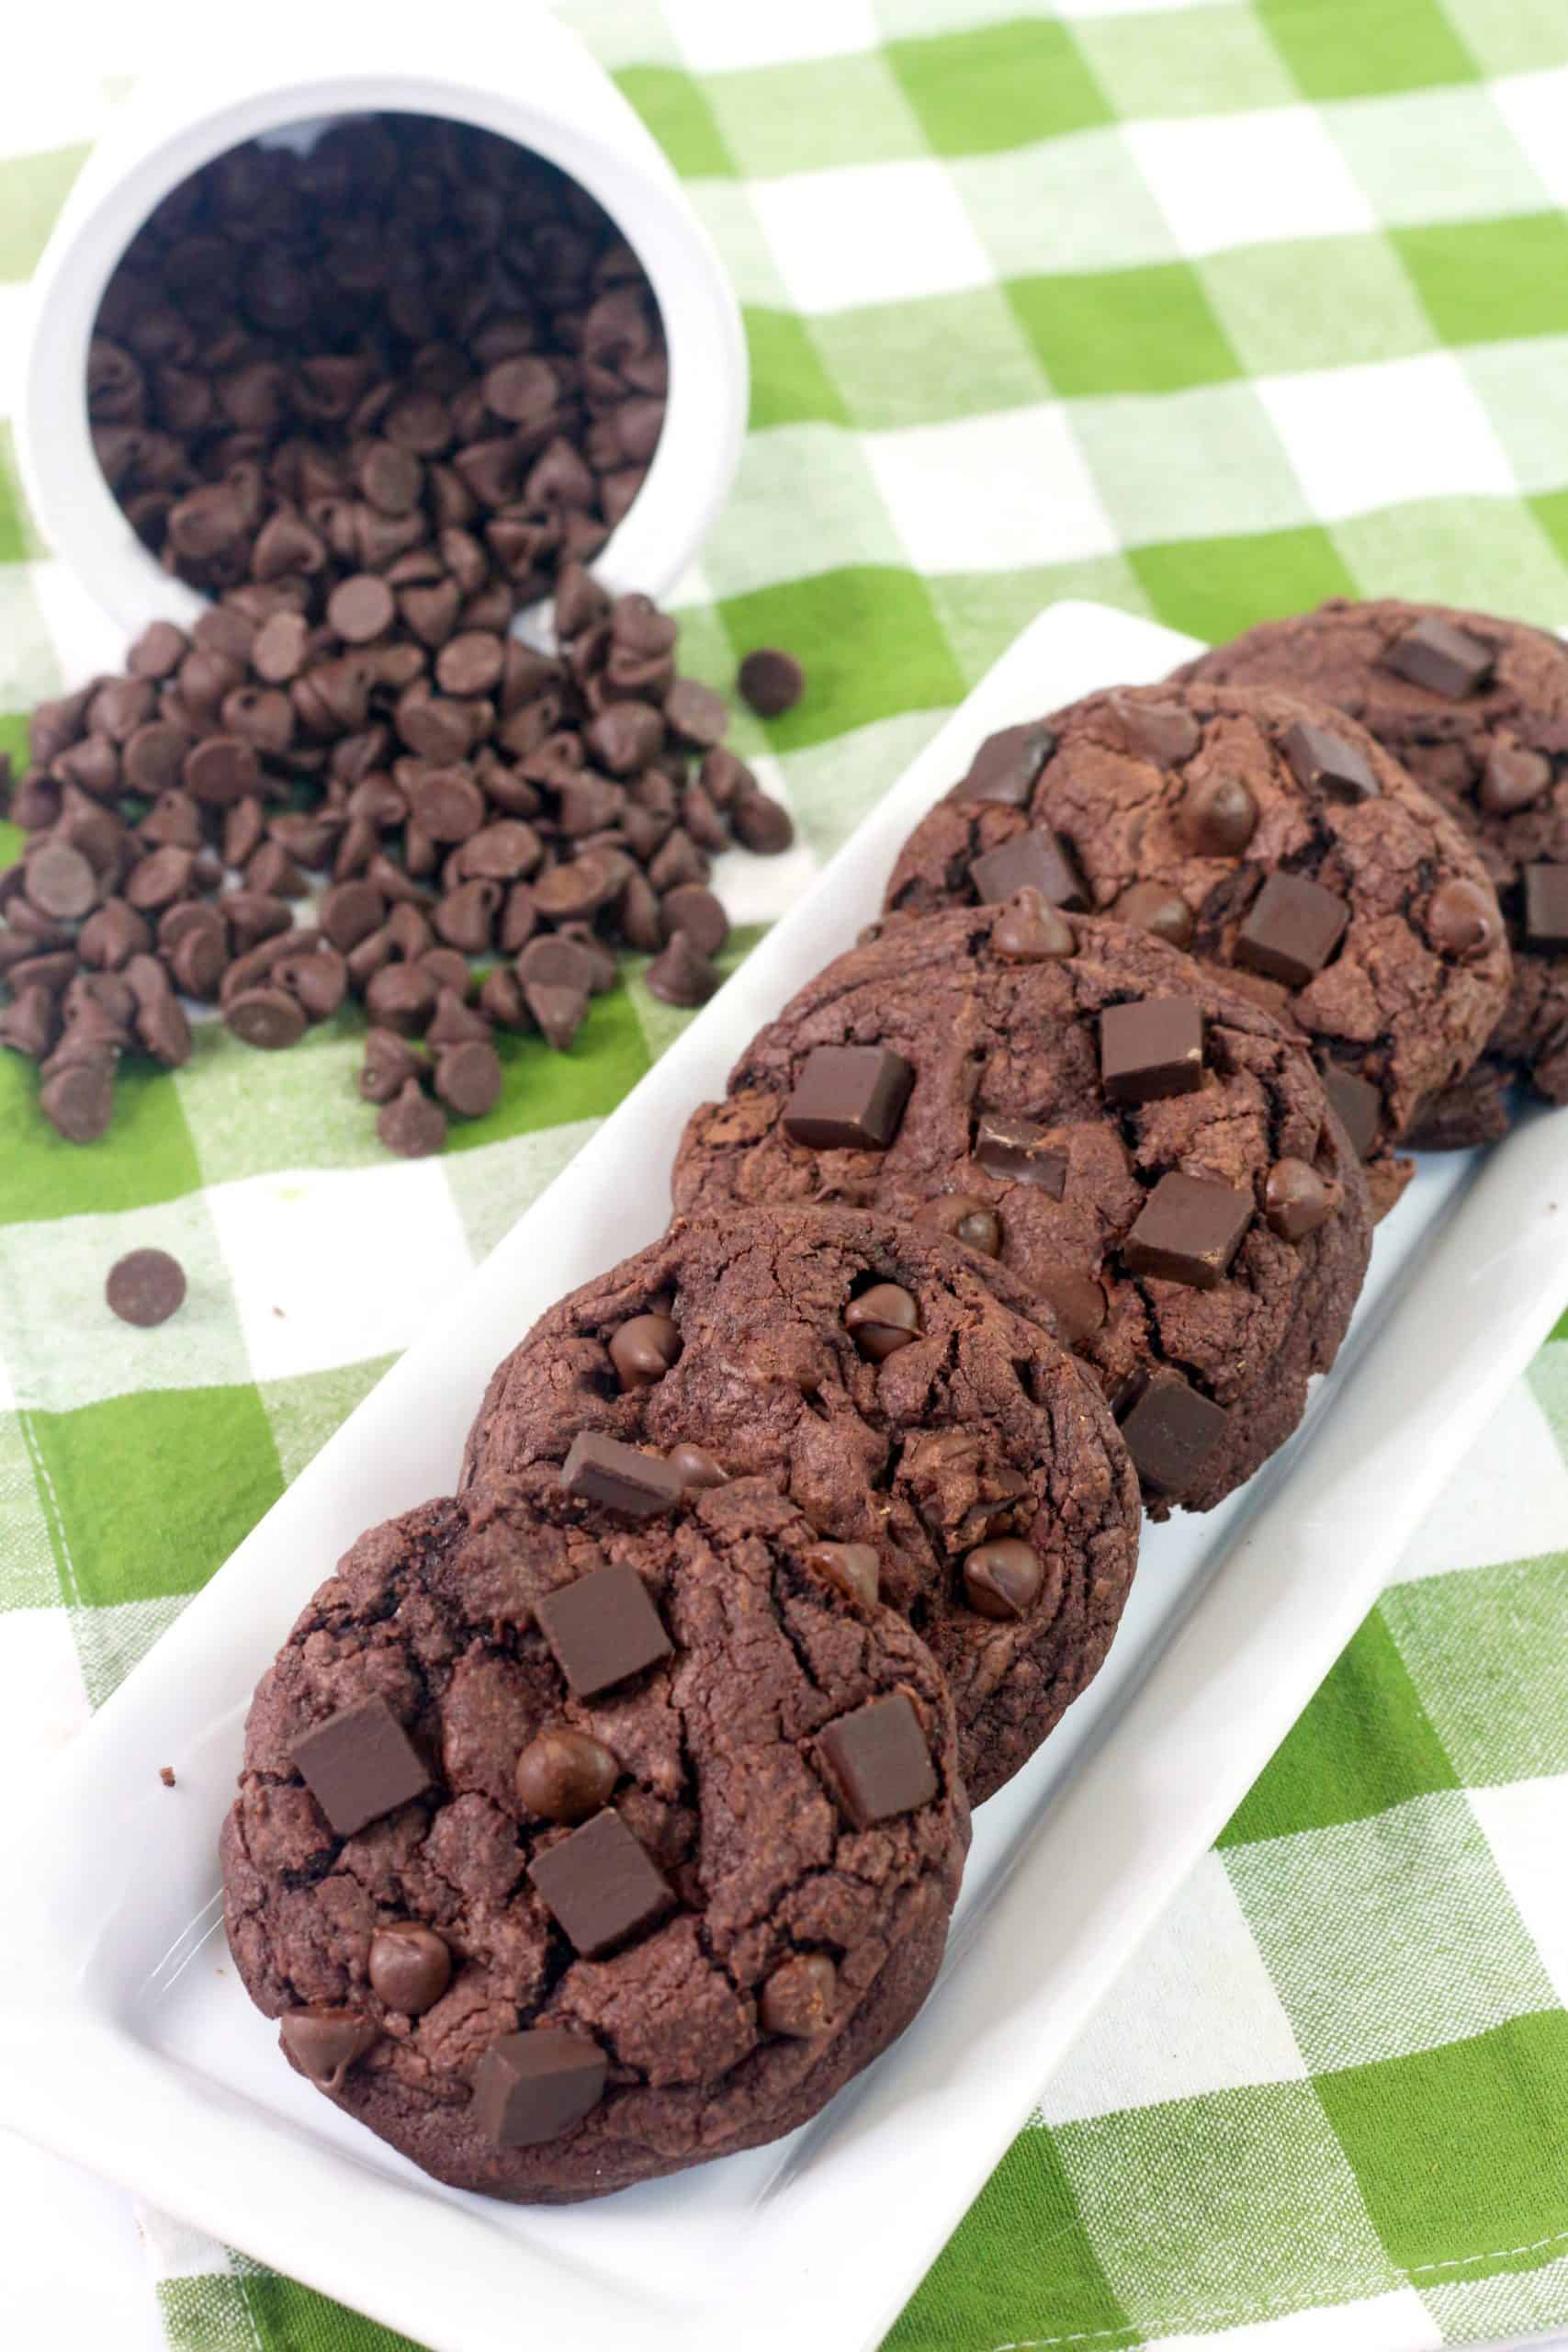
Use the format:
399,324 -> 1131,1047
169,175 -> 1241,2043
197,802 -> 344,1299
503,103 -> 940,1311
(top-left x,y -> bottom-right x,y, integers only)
4,5 -> 1568,2347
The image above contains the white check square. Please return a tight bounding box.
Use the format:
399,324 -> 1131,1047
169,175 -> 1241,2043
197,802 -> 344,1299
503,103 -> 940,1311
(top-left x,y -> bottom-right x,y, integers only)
1125,108 -> 1375,258
864,402 -> 1120,572
1257,353 -> 1517,523
750,159 -> 994,314
1469,1774 -> 1568,2010
1401,1377 -> 1568,1578
665,0 -> 877,71
1492,67 -> 1568,209
1162,2290 -> 1442,2352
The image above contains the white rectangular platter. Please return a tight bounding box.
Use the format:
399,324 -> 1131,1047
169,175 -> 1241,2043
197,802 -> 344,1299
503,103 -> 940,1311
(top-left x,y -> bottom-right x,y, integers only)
5,601 -> 1567,2352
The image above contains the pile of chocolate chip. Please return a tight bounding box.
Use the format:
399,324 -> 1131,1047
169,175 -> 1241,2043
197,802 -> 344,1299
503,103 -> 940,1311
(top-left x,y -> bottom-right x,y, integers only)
0,117 -> 795,1155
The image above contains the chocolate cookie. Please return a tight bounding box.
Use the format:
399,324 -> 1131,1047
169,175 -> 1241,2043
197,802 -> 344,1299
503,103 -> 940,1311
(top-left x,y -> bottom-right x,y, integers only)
221,1472 -> 967,2203
1173,599 -> 1568,1143
884,681 -> 1510,1215
462,1206 -> 1141,1802
673,908 -> 1371,1518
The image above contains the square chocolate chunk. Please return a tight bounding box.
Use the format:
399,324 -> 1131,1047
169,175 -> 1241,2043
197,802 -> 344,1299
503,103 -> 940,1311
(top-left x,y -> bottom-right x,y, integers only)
1122,1170 -> 1251,1291
1524,863 -> 1568,949
559,1430 -> 683,1517
292,1694 -> 431,1838
1280,720 -> 1380,804
1320,1061 -> 1382,1161
1120,1373 -> 1230,1494
1100,998 -> 1204,1104
473,2029 -> 607,2148
974,1111 -> 1067,1195
527,1805 -> 675,1957
536,1560 -> 672,1699
1235,871 -> 1348,988
970,827 -> 1087,910
946,720 -> 1055,807
1382,616 -> 1494,699
818,1693 -> 937,1829
781,1043 -> 915,1151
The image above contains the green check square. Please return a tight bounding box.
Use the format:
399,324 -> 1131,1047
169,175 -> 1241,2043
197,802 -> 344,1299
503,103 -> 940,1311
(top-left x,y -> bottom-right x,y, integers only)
1009,264 -> 1242,397
0,145 -> 91,277
812,288 -> 1049,430
1200,235 -> 1438,376
1380,1554 -> 1568,1784
718,569 -> 964,752
1440,0 -> 1568,74
744,310 -> 849,431
1075,3 -> 1297,118
1316,2012 -> 1568,2278
27,1383 -> 283,1609
1529,492 -> 1568,577
1131,527 -> 1357,644
886,2121 -> 1137,2351
705,53 -> 923,175
1332,499 -> 1568,622
888,18 -> 1111,157
1396,214 -> 1568,345
162,2269 -> 424,2352
612,66 -> 734,178
1258,0 -> 1478,99
1219,1608 -> 1459,1848
0,1051 -> 201,1223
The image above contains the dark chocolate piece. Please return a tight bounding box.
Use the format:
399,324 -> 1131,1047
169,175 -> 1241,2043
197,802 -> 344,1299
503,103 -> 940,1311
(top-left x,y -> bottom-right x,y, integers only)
1100,998 -> 1204,1104
1235,871 -> 1348,987
291,1694 -> 431,1838
1382,616 -> 1494,699
781,1044 -> 914,1150
1523,863 -> 1568,949
526,1804 -> 675,1956
949,721 -> 1055,808
472,2029 -> 608,2147
559,1431 -> 684,1517
536,1559 -> 672,1697
1121,1170 -> 1251,1290
1320,1061 -> 1382,1160
974,1111 -> 1067,1195
1119,1372 -> 1230,1494
817,1693 -> 937,1828
970,827 -> 1087,910
1280,719 -> 1380,804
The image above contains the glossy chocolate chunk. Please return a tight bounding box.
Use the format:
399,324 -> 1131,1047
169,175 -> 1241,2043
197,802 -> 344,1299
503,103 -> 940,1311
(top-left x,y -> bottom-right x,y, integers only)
1100,998 -> 1204,1104
914,1191 -> 1002,1256
781,1043 -> 914,1150
1479,744 -> 1551,815
974,1111 -> 1067,1195
1264,1157 -> 1330,1241
803,1540 -> 880,1609
1182,772 -> 1258,856
1113,880 -> 1194,950
280,2007 -> 378,2090
962,1539 -> 1044,1622
367,1923 -> 451,2016
818,1693 -> 937,1829
608,1313 -> 682,1389
667,1439 -> 727,1492
1235,871 -> 1348,988
1382,616 -> 1494,698
843,1281 -> 920,1362
1321,1062 -> 1382,1161
1120,1372 -> 1230,1494
515,1727 -> 620,1824
559,1430 -> 684,1518
473,2028 -> 607,2147
1122,1170 -> 1251,1291
1523,863 -> 1568,949
1111,695 -> 1199,764
970,827 -> 1087,910
291,1693 -> 431,1838
1427,877 -> 1501,960
990,887 -> 1075,962
1280,719 -> 1380,804
536,1559 -> 672,1698
759,1953 -> 837,2039
948,720 -> 1055,808
526,1804 -> 675,1956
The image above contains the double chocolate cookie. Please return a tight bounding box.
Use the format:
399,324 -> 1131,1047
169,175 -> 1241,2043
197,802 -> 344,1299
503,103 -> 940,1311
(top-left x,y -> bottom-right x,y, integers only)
884,680 -> 1510,1215
673,908 -> 1371,1518
1172,599 -> 1568,1143
462,1205 -> 1142,1802
221,1472 -> 967,2202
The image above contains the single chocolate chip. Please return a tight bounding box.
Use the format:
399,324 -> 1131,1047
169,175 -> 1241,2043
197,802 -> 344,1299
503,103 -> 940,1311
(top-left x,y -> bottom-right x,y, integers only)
1182,772 -> 1258,856
1281,719 -> 1380,804
515,1728 -> 619,1826
975,1112 -> 1067,1195
1382,616 -> 1494,698
1235,871 -> 1349,988
729,788 -> 794,854
844,1281 -> 920,1362
781,1044 -> 915,1152
608,1313 -> 682,1390
818,1694 -> 936,1828
280,2007 -> 378,2091
1100,998 -> 1205,1104
962,1539 -> 1044,1622
949,721 -> 1055,808
1264,1157 -> 1330,1242
516,934 -> 600,996
377,1077 -> 448,1158
659,885 -> 728,957
359,1028 -> 425,1104
645,929 -> 717,1007
105,1247 -> 186,1327
1113,880 -> 1194,951
737,649 -> 804,718
426,989 -> 491,1047
40,1056 -> 116,1142
291,1693 -> 431,1838
803,1540 -> 880,1610
25,842 -> 98,922
225,987 -> 306,1050
1034,1263 -> 1108,1346
252,610 -> 310,684
525,979 -> 589,1052
914,1192 -> 1002,1257
1122,1170 -> 1252,1290
559,1430 -> 684,1518
990,886 -> 1076,962
1120,1372 -> 1230,1494
473,2029 -> 607,2149
434,878 -> 502,953
326,574 -> 396,644
123,722 -> 195,796
359,441 -> 423,517
971,827 -> 1088,911
366,963 -> 437,1035
459,820 -> 541,881
1427,876 -> 1502,960
1524,863 -> 1568,948
759,1952 -> 837,2039
434,1040 -> 502,1119
184,734 -> 259,807
527,1806 -> 675,1957
1112,695 -> 1200,764
668,1440 -> 726,1492
1320,1061 -> 1382,1160
0,987 -> 58,1061
367,1924 -> 451,2017
319,880 -> 386,954
1479,743 -> 1551,815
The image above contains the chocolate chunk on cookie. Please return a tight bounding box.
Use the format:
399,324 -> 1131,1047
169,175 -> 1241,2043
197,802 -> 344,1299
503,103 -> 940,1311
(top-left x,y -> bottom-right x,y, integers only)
885,681 -> 1511,1216
221,1474 -> 966,2201
672,911 -> 1371,1518
461,1205 -> 1142,1802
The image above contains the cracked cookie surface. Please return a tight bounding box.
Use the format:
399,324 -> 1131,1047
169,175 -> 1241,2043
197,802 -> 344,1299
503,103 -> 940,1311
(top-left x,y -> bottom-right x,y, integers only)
462,1205 -> 1141,1802
673,912 -> 1371,1520
221,1473 -> 967,2202
884,679 -> 1510,1215
1172,599 -> 1568,1142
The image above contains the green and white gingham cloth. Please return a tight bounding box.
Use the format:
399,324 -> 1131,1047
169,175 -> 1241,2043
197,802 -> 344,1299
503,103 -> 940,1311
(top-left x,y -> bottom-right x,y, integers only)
4,4 -> 1568,2346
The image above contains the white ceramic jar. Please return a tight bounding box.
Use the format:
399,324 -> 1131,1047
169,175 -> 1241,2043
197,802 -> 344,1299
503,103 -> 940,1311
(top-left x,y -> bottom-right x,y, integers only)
17,3 -> 747,644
